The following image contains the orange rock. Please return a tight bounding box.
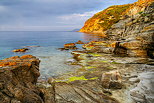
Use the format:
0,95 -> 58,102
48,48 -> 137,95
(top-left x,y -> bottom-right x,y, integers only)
21,55 -> 34,59
109,42 -> 116,48
76,40 -> 84,44
64,43 -> 77,49
12,48 -> 29,52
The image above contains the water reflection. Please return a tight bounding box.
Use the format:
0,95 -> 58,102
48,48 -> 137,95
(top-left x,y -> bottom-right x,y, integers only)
83,33 -> 106,41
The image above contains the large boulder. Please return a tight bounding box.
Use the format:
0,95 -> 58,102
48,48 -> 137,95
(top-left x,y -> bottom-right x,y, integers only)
0,55 -> 44,103
101,71 -> 122,89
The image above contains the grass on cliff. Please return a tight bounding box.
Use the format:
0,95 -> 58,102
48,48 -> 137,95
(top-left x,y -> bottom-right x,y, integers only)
97,4 -> 131,30
82,4 -> 132,31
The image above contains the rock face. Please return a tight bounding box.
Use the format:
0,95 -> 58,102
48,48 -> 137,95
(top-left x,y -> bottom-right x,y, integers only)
80,0 -> 154,58
0,55 -> 44,103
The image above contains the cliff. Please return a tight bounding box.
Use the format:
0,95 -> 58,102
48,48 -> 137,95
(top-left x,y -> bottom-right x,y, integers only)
79,0 -> 154,34
79,0 -> 154,58
0,55 -> 44,103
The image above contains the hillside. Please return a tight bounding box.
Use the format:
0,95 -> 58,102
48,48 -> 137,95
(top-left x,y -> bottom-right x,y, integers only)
79,0 -> 154,35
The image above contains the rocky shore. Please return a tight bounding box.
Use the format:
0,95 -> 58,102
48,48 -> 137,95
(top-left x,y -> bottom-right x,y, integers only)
0,0 -> 154,103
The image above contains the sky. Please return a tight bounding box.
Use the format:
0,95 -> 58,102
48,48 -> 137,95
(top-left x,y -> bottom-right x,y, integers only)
0,0 -> 137,31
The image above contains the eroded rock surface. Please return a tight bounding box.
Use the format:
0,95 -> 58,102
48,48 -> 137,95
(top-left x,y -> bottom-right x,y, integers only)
130,66 -> 154,103
0,55 -> 43,103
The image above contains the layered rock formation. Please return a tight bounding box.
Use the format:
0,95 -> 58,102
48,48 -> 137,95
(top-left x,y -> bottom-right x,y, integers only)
0,55 -> 44,103
80,0 -> 154,58
78,0 -> 154,103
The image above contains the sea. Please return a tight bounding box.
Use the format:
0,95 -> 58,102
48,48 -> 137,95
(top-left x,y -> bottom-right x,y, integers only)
0,31 -> 101,78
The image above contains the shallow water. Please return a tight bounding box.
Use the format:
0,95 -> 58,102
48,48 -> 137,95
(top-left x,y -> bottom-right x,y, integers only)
0,31 -> 105,78
0,31 -> 86,78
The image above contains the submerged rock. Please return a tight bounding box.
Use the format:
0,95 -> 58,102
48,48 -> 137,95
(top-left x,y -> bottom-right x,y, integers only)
0,55 -> 44,103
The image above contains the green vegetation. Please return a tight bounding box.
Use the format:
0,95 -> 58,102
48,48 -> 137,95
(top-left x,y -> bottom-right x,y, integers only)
81,4 -> 132,32
97,5 -> 131,30
68,76 -> 88,82
89,77 -> 98,80
85,66 -> 96,69
89,53 -> 102,57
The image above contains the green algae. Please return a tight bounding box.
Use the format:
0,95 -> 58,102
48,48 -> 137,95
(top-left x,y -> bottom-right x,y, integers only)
85,66 -> 96,69
111,61 -> 120,64
89,53 -> 102,57
89,77 -> 98,80
101,60 -> 108,63
68,76 -> 88,82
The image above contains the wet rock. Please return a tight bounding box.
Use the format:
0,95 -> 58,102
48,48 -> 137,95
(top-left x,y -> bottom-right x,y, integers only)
76,40 -> 84,44
71,51 -> 87,61
58,48 -> 69,51
64,43 -> 77,50
130,71 -> 154,103
0,55 -> 44,103
12,48 -> 29,52
101,71 -> 122,89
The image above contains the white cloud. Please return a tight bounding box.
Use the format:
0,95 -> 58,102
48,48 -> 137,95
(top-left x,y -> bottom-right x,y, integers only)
0,6 -> 7,12
58,10 -> 99,21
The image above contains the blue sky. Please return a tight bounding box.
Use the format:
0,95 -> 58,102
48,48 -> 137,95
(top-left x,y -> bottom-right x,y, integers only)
0,0 -> 136,31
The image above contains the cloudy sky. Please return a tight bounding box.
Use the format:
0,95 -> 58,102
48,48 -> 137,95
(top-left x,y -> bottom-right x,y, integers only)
0,0 -> 136,31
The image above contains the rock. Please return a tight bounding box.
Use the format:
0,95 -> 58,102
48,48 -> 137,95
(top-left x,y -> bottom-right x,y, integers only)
58,48 -> 69,51
76,40 -> 84,44
50,82 -> 119,103
47,77 -> 55,85
101,71 -> 122,89
71,51 -> 88,61
129,78 -> 140,83
12,48 -> 29,52
0,55 -> 44,103
113,42 -> 128,56
130,71 -> 154,103
63,43 -> 78,50
24,46 -> 40,47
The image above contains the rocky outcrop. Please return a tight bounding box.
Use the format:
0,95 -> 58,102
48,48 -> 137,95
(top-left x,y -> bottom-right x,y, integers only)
79,4 -> 132,33
0,55 -> 44,103
80,0 -> 154,58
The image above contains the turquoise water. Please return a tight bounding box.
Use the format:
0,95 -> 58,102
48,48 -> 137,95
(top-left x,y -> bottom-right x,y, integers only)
0,31 -> 91,78
0,31 -> 102,78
